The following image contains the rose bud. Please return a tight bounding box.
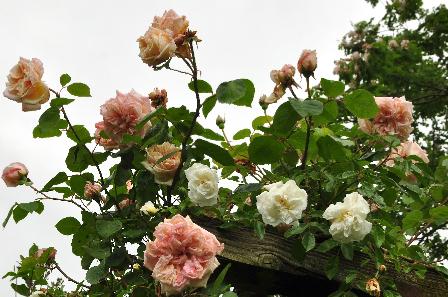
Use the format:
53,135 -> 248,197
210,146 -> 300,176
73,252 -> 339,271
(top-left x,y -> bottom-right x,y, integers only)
259,95 -> 269,110
2,162 -> 28,187
84,182 -> 102,199
297,50 -> 317,78
365,278 -> 381,297
148,88 -> 168,108
216,115 -> 225,129
35,248 -> 57,262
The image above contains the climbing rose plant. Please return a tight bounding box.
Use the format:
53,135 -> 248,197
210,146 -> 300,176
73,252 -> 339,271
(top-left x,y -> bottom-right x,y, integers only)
2,8 -> 448,297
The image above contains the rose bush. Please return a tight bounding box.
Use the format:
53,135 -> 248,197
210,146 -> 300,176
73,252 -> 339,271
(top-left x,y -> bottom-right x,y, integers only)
2,8 -> 448,297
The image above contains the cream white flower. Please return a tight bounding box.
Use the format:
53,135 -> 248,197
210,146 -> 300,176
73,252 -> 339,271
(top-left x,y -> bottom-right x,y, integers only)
140,201 -> 158,215
323,192 -> 372,243
30,291 -> 45,297
256,180 -> 308,227
185,163 -> 219,207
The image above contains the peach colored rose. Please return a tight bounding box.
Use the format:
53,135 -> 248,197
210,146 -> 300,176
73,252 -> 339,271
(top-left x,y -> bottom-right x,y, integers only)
94,121 -> 120,150
358,96 -> 413,141
137,28 -> 176,66
144,215 -> 224,295
385,141 -> 429,167
3,57 -> 50,112
148,88 -> 168,108
152,9 -> 189,40
297,50 -> 317,77
100,90 -> 153,144
2,162 -> 28,187
142,142 -> 181,185
84,182 -> 102,199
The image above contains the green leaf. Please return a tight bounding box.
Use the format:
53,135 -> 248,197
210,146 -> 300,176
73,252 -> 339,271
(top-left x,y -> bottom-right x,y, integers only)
249,136 -> 285,164
234,183 -> 262,193
50,98 -> 75,107
289,99 -> 323,117
96,219 -> 122,238
136,107 -> 164,131
42,172 -> 68,192
33,107 -> 67,138
317,136 -> 347,162
55,217 -> 81,235
343,89 -> 379,119
67,125 -> 92,144
325,255 -> 339,280
65,145 -> 91,172
216,79 -> 255,107
188,79 -> 213,93
429,206 -> 448,225
12,206 -> 28,223
11,283 -> 29,296
86,263 -> 107,284
316,239 -> 339,252
222,293 -> 238,297
314,101 -> 339,125
371,225 -> 385,248
60,73 -> 71,87
194,139 -> 235,166
302,232 -> 316,252
2,203 -> 17,227
211,263 -> 232,296
341,243 -> 354,260
233,128 -> 251,140
254,220 -> 265,240
321,78 -> 345,97
252,115 -> 272,130
402,210 -> 423,233
67,82 -> 91,97
19,201 -> 44,214
202,95 -> 217,118
271,101 -> 300,136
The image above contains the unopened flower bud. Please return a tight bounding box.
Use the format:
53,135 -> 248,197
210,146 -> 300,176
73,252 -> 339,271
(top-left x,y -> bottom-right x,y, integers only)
216,115 -> 225,129
259,95 -> 269,110
148,88 -> 168,108
297,50 -> 317,77
2,162 -> 28,187
366,278 -> 381,297
84,182 -> 102,199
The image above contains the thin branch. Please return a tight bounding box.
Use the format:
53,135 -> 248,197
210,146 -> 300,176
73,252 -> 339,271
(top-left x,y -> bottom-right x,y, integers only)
300,77 -> 312,170
29,185 -> 88,212
54,263 -> 90,289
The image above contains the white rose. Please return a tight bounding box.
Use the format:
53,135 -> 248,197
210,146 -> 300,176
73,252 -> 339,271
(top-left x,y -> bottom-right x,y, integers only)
323,192 -> 372,243
256,180 -> 308,227
140,201 -> 158,215
29,291 -> 45,297
185,163 -> 219,207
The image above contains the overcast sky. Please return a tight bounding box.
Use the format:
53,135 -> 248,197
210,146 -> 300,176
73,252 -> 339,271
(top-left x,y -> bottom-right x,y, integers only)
0,0 -> 443,295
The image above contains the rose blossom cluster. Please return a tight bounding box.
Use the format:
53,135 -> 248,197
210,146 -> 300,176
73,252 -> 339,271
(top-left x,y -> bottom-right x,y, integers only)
144,215 -> 224,295
142,142 -> 181,185
323,192 -> 372,243
95,90 -> 154,150
256,180 -> 308,227
138,10 -> 191,67
3,57 -> 50,111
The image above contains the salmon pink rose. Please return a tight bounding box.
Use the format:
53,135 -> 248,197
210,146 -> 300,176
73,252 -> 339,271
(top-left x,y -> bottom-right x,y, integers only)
3,57 -> 50,111
94,122 -> 120,150
2,162 -> 28,187
142,142 -> 181,185
144,215 -> 224,295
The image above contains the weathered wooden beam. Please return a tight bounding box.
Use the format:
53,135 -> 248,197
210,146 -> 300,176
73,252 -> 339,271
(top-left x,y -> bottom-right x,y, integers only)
196,217 -> 448,297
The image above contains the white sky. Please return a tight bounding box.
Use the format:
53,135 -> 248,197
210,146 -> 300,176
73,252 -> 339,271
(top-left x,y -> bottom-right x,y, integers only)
0,0 -> 443,295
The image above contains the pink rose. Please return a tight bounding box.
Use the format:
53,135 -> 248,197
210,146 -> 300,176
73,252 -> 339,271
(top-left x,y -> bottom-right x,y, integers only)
297,50 -> 317,77
84,182 -> 102,199
144,215 -> 224,295
2,162 -> 28,187
358,96 -> 413,141
100,90 -> 154,144
152,9 -> 189,40
385,141 -> 429,167
94,122 -> 120,150
142,142 -> 181,185
137,27 -> 177,66
3,57 -> 50,112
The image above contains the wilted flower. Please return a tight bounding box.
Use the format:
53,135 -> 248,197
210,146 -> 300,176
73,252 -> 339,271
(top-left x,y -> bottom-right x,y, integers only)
3,57 -> 50,112
235,158 -> 256,175
140,201 -> 158,215
388,39 -> 399,49
148,88 -> 168,108
379,264 -> 387,272
84,182 -> 102,199
142,142 -> 181,185
137,27 -> 176,66
100,90 -> 153,144
2,162 -> 28,187
270,64 -> 297,88
385,141 -> 429,166
144,215 -> 224,295
366,278 -> 381,297
297,50 -> 317,77
323,192 -> 372,243
358,96 -> 413,141
118,198 -> 134,209
256,180 -> 308,227
185,163 -> 219,207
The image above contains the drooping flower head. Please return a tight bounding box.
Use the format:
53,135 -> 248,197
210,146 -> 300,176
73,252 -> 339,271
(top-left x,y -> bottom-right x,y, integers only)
358,96 -> 413,141
323,192 -> 372,243
100,90 -> 153,144
142,142 -> 181,185
148,88 -> 168,108
144,215 -> 224,295
3,57 -> 50,111
256,180 -> 308,227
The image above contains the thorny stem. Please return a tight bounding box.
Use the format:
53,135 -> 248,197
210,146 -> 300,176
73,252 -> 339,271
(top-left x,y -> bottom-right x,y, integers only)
300,77 -> 312,170
167,40 -> 201,204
